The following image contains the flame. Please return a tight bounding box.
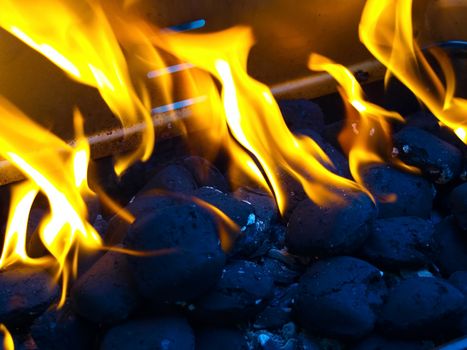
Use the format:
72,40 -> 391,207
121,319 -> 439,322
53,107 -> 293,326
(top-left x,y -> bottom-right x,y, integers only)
155,27 -> 363,213
0,324 -> 14,350
359,0 -> 467,143
308,54 -> 417,187
0,99 -> 101,307
0,0 -> 165,174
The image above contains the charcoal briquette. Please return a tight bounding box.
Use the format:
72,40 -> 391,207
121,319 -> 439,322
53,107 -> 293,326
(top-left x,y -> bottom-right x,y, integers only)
104,194 -> 183,245
394,127 -> 463,184
0,266 -> 59,326
192,186 -> 266,257
278,99 -> 325,133
450,183 -> 467,231
362,165 -> 434,218
433,216 -> 467,275
358,216 -> 436,271
100,317 -> 195,350
71,248 -> 140,325
286,191 -> 376,257
294,256 -> 386,339
196,328 -> 248,350
378,276 -> 464,338
30,302 -> 95,350
190,260 -> 274,324
181,156 -> 229,192
139,163 -> 197,194
125,203 -> 226,304
352,334 -> 434,350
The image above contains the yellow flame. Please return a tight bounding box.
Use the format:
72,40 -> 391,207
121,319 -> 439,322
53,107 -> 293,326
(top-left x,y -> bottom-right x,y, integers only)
0,324 -> 14,350
0,99 -> 101,307
359,0 -> 467,143
155,27 -> 363,213
0,0 -> 165,173
308,54 -> 417,187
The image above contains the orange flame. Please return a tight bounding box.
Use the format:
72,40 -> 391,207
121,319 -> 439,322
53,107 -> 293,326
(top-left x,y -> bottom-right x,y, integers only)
0,0 -> 167,174
0,99 -> 101,306
308,54 -> 417,187
359,0 -> 467,143
0,324 -> 14,350
155,27 -> 363,212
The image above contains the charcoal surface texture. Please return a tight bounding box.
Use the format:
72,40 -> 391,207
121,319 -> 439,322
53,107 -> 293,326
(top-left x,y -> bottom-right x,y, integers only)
192,186 -> 266,257
196,328 -> 248,350
278,99 -> 325,133
140,163 -> 197,194
181,156 -> 229,192
295,256 -> 386,339
125,202 -> 226,304
394,127 -> 462,183
190,260 -> 274,324
286,192 -> 376,257
295,128 -> 351,178
450,183 -> 467,230
100,317 -> 195,350
71,248 -> 139,324
379,276 -> 464,338
362,165 -> 433,218
105,194 -> 183,245
433,216 -> 467,275
31,302 -> 94,350
358,216 -> 436,271
0,267 -> 59,326
254,284 -> 298,329
352,335 -> 434,350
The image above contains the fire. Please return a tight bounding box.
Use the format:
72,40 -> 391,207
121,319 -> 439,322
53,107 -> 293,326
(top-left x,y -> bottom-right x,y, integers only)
155,27 -> 363,212
308,54 -> 417,187
0,324 -> 14,350
0,0 -> 162,174
0,99 -> 101,306
359,0 -> 467,143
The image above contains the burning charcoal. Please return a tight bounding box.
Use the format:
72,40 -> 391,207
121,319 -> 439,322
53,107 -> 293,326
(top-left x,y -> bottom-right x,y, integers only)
450,183 -> 467,231
140,163 -> 197,194
125,203 -> 226,304
294,256 -> 386,339
362,165 -> 434,218
378,276 -> 464,338
352,335 -> 434,350
296,333 -> 320,350
100,317 -> 195,350
196,328 -> 248,350
249,329 -> 297,350
190,260 -> 274,324
254,284 -> 298,330
278,99 -> 325,133
433,216 -> 467,275
30,302 -> 94,350
295,129 -> 351,179
234,187 -> 278,228
71,248 -> 140,325
448,271 -> 467,333
192,186 -> 267,257
262,258 -> 301,285
105,194 -> 183,245
0,266 -> 59,326
358,216 -> 436,271
286,192 -> 376,257
181,156 -> 229,192
393,127 -> 463,184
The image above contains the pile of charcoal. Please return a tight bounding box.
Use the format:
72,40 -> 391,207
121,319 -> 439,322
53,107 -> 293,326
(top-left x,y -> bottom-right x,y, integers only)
1,98 -> 467,350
